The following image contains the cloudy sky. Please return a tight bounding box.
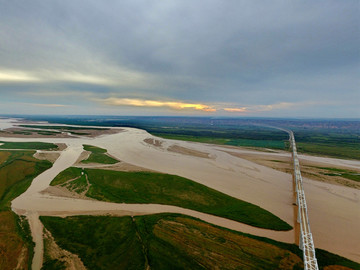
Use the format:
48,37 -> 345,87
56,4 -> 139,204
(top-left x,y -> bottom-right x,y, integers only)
0,0 -> 359,117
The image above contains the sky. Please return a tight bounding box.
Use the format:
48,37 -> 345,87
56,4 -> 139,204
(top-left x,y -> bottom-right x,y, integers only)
0,0 -> 359,118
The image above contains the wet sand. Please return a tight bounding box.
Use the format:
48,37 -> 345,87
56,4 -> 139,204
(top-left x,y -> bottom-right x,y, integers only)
1,124 -> 359,264
0,117 -> 24,130
167,144 -> 211,158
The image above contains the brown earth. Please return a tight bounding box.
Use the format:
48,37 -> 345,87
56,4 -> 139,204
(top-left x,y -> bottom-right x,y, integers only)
77,128 -> 123,138
92,162 -> 156,172
144,138 -> 164,147
74,150 -> 91,164
0,151 -> 11,164
167,144 -> 210,159
41,186 -> 91,200
0,212 -> 30,270
33,152 -> 60,163
74,149 -> 154,172
55,143 -> 67,151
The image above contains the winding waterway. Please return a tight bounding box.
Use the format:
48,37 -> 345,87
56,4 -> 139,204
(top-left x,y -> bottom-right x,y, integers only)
1,118 -> 359,267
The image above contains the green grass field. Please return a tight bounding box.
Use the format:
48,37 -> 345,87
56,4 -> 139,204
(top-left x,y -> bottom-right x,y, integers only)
0,151 -> 52,210
0,141 -> 58,150
296,141 -> 360,160
51,167 -> 291,231
81,145 -> 118,164
40,214 -> 360,270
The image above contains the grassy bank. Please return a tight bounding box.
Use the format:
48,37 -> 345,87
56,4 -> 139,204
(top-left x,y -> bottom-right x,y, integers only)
51,167 -> 291,231
40,214 -> 360,270
0,141 -> 58,150
0,151 -> 52,210
0,150 -> 52,269
81,145 -> 118,164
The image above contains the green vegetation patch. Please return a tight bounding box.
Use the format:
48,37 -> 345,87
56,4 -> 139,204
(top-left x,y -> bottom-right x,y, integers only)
40,215 -> 145,270
12,131 -> 33,135
296,142 -> 360,161
0,141 -> 58,150
309,166 -> 360,183
0,151 -> 52,210
41,214 -> 360,270
41,259 -> 66,270
51,167 -> 81,186
225,138 -> 285,149
51,167 -> 291,231
81,145 -> 118,164
34,130 -> 61,136
50,167 -> 89,195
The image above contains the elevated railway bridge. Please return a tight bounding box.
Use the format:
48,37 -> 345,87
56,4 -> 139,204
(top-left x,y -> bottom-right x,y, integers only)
289,131 -> 319,270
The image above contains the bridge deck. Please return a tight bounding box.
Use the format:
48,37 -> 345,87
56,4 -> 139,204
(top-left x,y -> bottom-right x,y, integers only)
289,131 -> 319,270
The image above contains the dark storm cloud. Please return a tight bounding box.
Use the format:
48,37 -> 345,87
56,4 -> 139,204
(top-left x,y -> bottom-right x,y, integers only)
0,0 -> 359,116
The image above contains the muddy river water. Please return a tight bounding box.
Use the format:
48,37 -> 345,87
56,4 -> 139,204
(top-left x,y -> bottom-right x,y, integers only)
1,118 -> 359,267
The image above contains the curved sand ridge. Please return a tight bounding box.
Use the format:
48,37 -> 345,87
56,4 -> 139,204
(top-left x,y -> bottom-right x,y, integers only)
2,126 -> 359,267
